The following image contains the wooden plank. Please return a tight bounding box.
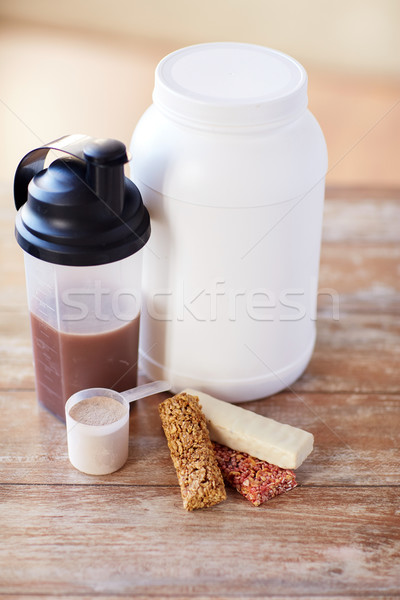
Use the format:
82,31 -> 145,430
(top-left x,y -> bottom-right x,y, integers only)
326,185 -> 400,200
323,191 -> 400,243
295,314 -> 400,394
1,312 -> 398,394
0,309 -> 33,389
318,244 -> 400,314
0,485 -> 398,597
0,200 -> 26,310
1,391 -> 398,487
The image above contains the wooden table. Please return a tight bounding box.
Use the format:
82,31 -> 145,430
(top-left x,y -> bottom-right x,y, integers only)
1,186 -> 399,598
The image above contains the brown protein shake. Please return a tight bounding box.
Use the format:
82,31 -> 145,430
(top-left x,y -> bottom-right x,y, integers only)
30,312 -> 140,421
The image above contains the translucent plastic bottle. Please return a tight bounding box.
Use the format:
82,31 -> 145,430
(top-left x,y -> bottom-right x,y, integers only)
130,43 -> 328,402
14,136 -> 150,420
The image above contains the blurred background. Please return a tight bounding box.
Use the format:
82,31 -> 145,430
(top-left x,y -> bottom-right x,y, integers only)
1,0 -> 399,188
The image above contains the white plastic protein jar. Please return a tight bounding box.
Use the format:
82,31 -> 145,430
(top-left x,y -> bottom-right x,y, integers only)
130,42 -> 328,402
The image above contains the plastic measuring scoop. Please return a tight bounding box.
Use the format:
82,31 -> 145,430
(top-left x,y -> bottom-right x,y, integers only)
65,380 -> 170,475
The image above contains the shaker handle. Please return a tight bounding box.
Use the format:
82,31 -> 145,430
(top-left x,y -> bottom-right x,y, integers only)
14,134 -> 92,209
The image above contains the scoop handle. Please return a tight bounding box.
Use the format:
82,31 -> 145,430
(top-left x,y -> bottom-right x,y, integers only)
121,380 -> 170,403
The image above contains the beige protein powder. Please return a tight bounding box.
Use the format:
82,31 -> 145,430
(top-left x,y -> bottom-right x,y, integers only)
69,395 -> 127,426
66,391 -> 129,475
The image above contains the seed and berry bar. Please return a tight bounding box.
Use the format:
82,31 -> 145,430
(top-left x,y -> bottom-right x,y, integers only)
213,442 -> 297,507
159,393 -> 226,511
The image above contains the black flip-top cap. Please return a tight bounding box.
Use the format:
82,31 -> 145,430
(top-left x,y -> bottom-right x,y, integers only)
14,136 -> 150,266
84,138 -> 128,165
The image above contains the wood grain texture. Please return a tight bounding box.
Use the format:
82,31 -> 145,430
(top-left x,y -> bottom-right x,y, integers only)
1,485 -> 399,597
1,187 -> 400,598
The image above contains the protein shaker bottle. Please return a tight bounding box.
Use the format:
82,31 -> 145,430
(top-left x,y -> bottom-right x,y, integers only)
14,135 -> 150,420
130,42 -> 328,402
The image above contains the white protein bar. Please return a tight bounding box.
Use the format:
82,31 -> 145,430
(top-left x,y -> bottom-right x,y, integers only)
183,389 -> 314,470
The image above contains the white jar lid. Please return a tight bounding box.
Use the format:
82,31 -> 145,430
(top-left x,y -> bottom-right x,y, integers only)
153,43 -> 308,127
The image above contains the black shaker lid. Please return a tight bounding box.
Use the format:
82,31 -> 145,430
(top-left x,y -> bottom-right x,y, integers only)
14,135 -> 150,266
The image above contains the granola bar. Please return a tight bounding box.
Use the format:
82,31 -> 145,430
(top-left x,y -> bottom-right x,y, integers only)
159,393 -> 226,511
213,442 -> 297,507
